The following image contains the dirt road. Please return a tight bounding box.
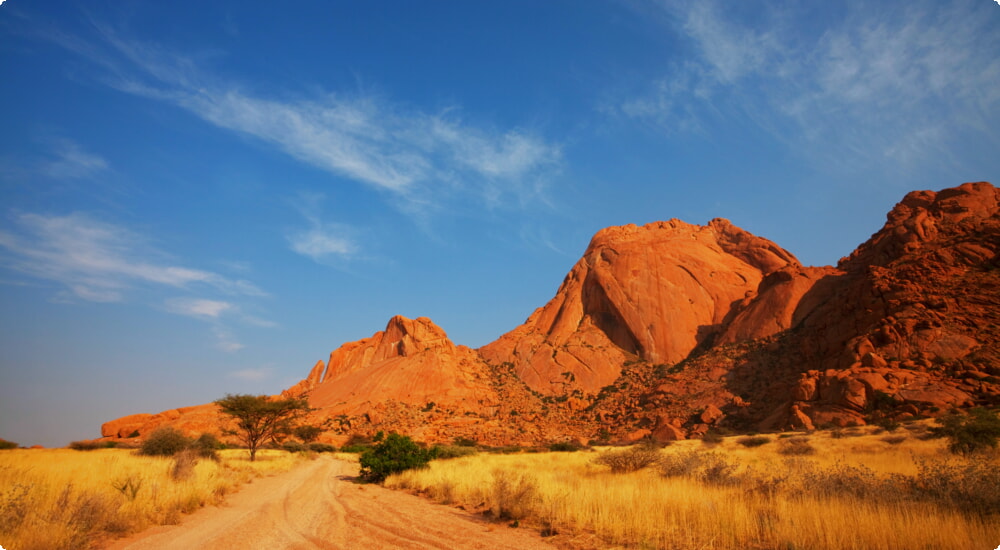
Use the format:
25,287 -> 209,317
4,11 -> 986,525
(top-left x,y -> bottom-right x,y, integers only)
105,456 -> 557,550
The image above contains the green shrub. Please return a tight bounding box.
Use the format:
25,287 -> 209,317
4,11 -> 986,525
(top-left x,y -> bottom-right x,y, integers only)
292,425 -> 323,443
192,433 -> 222,460
548,441 -> 582,452
431,445 -> 479,460
595,444 -> 661,473
489,445 -> 522,454
139,427 -> 191,457
281,441 -> 306,453
308,442 -> 336,453
0,439 -> 17,450
931,408 -> 1000,455
359,433 -> 433,483
69,440 -> 103,451
736,435 -> 771,448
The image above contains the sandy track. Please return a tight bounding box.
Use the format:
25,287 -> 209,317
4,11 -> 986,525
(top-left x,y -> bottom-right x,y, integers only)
104,456 -> 557,550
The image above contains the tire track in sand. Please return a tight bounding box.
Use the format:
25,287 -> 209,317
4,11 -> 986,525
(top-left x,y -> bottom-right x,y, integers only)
105,456 -> 556,550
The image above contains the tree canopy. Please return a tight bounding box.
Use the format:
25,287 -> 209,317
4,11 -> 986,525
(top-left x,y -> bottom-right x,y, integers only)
215,394 -> 311,461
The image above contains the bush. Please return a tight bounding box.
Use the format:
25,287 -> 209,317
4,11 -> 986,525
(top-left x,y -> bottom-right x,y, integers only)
548,441 -> 582,452
292,425 -> 323,443
658,450 -> 704,478
595,444 -> 662,473
192,433 -> 222,460
880,434 -> 907,445
490,469 -> 538,520
170,449 -> 199,481
359,433 -> 433,483
701,429 -> 725,445
778,436 -> 816,455
910,457 -> 1000,516
931,408 -> 1000,455
697,453 -> 740,485
139,427 -> 191,457
307,442 -> 336,453
0,439 -> 17,450
282,441 -> 306,453
431,445 -> 479,460
69,440 -> 103,451
453,436 -> 477,447
736,435 -> 771,448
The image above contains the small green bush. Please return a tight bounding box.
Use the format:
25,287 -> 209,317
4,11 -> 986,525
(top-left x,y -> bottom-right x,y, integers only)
0,439 -> 18,450
548,441 -> 582,452
931,408 -> 1000,455
292,425 -> 323,443
431,445 -> 479,460
139,427 -> 191,457
69,440 -> 103,451
308,442 -> 337,453
359,433 -> 433,483
192,433 -> 222,460
736,435 -> 771,448
282,441 -> 306,453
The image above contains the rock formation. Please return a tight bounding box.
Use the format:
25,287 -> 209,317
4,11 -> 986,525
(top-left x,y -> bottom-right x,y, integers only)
100,182 -> 1000,446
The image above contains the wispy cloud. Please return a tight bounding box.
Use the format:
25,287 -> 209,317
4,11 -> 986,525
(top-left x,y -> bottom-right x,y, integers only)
164,297 -> 233,318
213,326 -> 244,353
54,23 -> 561,208
289,226 -> 355,262
0,212 -> 264,302
228,367 -> 272,381
286,193 -> 357,263
621,0 -> 1000,172
41,138 -> 109,179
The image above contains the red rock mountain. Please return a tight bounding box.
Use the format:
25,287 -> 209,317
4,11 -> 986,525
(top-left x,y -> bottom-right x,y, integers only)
101,182 -> 1000,446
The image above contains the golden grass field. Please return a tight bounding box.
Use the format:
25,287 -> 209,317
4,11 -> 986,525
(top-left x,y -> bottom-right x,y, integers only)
387,425 -> 1000,550
0,447 -> 304,550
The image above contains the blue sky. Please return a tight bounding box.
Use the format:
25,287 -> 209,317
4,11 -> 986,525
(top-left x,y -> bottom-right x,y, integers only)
1,0 -> 998,447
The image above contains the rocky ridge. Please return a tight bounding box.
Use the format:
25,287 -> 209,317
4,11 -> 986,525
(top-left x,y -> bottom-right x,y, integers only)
101,182 -> 1000,446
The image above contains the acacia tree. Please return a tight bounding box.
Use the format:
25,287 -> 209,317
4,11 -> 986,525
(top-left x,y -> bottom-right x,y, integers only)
215,394 -> 311,461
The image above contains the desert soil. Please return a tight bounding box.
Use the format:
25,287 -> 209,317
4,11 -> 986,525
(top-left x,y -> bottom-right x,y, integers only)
103,455 -> 558,550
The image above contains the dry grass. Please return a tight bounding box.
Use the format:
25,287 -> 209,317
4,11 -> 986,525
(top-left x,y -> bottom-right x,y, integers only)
386,426 -> 1000,549
0,447 -> 303,550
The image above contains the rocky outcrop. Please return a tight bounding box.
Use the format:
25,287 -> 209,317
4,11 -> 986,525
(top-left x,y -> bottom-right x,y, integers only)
100,404 -> 221,439
304,316 -> 499,416
479,218 -> 800,394
99,182 -> 1000,446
